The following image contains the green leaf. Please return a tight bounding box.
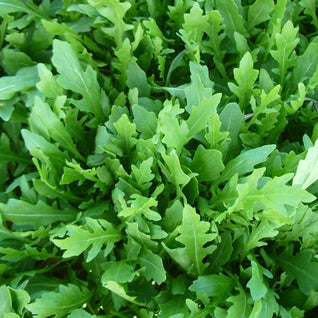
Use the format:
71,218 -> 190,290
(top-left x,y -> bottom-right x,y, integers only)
228,52 -> 259,110
160,152 -> 191,187
203,10 -> 226,77
293,138 -> 318,189
132,105 -> 157,139
205,113 -> 229,150
131,157 -> 155,189
278,250 -> 318,294
29,97 -> 83,160
186,94 -> 222,140
0,285 -> 12,314
52,217 -> 122,262
139,248 -> 166,285
0,66 -> 39,100
247,0 -> 275,33
26,284 -> 90,318
0,199 -> 77,228
228,168 -> 315,218
217,145 -> 276,184
189,274 -> 234,297
176,205 -> 216,275
101,261 -> 135,284
159,113 -> 188,155
247,260 -> 270,301
126,63 -> 151,97
36,63 -> 63,99
209,232 -> 233,273
292,41 -> 318,87
0,0 -> 47,18
191,145 -> 224,182
182,3 -> 208,43
227,285 -> 252,318
270,21 -> 299,86
118,194 -> 159,221
113,114 -> 137,154
52,40 -> 106,122
89,0 -> 133,48
299,0 -> 318,30
103,281 -> 145,306
243,220 -> 279,255
67,309 -> 96,318
215,0 -> 246,44
219,103 -> 244,158
185,72 -> 213,113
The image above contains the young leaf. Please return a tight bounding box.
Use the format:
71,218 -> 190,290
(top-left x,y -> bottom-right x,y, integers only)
191,145 -> 225,182
160,152 -> 191,187
203,10 -> 226,77
126,63 -> 151,97
185,73 -> 213,113
101,261 -> 135,284
175,205 -> 216,275
299,0 -> 318,30
246,260 -> 270,301
293,138 -> 318,189
246,0 -> 275,33
189,274 -> 234,297
228,52 -> 259,110
0,199 -> 77,228
36,63 -> 63,99
132,105 -> 157,139
217,145 -> 276,184
215,0 -> 246,44
26,284 -> 90,318
139,248 -> 166,284
52,40 -> 105,122
89,0 -> 133,48
29,97 -> 84,160
278,250 -> 318,294
182,3 -> 208,43
113,114 -> 138,154
229,168 -> 315,218
103,281 -> 145,306
227,285 -> 252,317
270,21 -> 299,86
186,94 -> 222,140
0,66 -> 39,100
52,217 -> 122,262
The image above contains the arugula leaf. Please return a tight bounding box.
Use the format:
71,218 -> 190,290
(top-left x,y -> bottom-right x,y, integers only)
26,284 -> 90,318
278,250 -> 318,294
247,260 -> 271,301
0,66 -> 39,100
217,145 -> 276,184
215,0 -> 246,44
293,139 -> 318,189
175,205 -> 216,275
139,248 -> 166,285
186,94 -> 222,140
52,40 -> 106,123
0,199 -> 77,228
189,274 -> 234,297
228,52 -> 259,110
299,0 -> 318,30
270,21 -> 299,87
191,145 -> 224,182
247,0 -> 275,33
89,0 -> 133,49
52,218 -> 122,262
103,281 -> 145,306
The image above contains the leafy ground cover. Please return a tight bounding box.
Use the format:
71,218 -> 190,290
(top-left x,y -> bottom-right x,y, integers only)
0,0 -> 318,317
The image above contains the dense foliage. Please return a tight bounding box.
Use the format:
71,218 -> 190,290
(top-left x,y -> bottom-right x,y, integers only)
1,0 -> 318,317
